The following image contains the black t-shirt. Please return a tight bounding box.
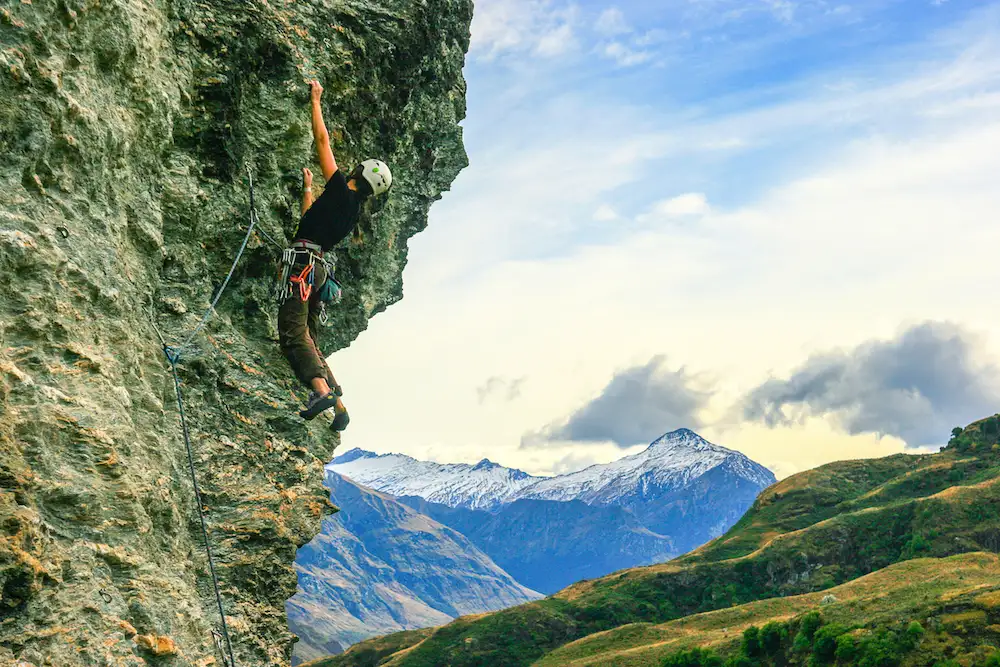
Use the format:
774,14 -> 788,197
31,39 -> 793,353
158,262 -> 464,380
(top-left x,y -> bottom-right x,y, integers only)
294,170 -> 362,251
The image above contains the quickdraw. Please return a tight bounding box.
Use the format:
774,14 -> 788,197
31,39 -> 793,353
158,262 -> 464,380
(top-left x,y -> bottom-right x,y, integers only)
274,245 -> 340,308
290,261 -> 315,301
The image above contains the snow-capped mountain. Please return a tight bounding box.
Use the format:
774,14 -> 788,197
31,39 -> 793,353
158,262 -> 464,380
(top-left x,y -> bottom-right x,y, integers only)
331,429 -> 774,512
513,428 -> 775,506
329,448 -> 542,510
327,429 -> 777,595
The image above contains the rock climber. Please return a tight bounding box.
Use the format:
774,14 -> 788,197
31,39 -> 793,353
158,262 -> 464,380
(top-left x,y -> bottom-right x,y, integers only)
277,80 -> 393,428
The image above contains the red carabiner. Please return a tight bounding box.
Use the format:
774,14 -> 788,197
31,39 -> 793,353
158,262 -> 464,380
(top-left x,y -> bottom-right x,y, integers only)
289,263 -> 314,301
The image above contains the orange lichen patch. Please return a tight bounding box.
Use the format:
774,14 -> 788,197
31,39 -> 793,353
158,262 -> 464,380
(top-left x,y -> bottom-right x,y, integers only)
81,427 -> 116,446
119,620 -> 137,637
231,411 -> 256,426
975,591 -> 1000,609
135,633 -> 178,656
96,450 -> 119,467
254,390 -> 282,409
0,359 -> 32,383
206,334 -> 263,375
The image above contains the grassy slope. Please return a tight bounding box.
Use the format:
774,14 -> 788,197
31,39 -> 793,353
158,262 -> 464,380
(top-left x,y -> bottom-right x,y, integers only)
537,552 -> 1000,666
316,417 -> 1000,667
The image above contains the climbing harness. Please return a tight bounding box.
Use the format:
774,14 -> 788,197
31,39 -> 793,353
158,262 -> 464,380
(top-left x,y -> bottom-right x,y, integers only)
274,239 -> 342,324
146,164 -> 268,667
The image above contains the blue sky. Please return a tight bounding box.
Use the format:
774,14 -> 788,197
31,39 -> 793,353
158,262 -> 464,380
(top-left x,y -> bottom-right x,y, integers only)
331,0 -> 1000,478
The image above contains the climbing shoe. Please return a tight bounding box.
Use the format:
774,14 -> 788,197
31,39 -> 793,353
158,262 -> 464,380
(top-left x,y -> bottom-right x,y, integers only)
331,407 -> 350,432
299,391 -> 338,421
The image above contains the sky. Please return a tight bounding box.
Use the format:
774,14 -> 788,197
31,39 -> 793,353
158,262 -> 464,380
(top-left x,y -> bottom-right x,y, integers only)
329,0 -> 1000,480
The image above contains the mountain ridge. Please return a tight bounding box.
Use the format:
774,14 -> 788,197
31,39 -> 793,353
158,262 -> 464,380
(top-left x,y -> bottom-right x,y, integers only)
331,429 -> 776,594
331,429 -> 775,512
288,474 -> 541,664
314,415 -> 1000,667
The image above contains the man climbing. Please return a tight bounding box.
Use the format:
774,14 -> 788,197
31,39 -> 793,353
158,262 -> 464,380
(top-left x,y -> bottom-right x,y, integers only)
278,80 -> 393,428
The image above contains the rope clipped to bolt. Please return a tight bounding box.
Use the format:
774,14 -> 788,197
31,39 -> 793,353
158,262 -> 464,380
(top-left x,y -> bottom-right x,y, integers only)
147,164 -> 274,667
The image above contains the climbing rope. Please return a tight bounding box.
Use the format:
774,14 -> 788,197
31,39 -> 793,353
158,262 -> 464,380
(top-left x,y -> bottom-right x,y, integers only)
167,354 -> 237,667
172,168 -> 261,356
147,164 -> 270,667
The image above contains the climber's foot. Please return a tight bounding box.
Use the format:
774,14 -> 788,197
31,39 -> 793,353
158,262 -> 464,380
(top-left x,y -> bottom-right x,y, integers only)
299,391 -> 338,421
331,407 -> 350,432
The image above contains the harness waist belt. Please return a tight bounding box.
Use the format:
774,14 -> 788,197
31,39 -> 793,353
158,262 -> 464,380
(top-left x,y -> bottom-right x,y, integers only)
290,239 -> 323,256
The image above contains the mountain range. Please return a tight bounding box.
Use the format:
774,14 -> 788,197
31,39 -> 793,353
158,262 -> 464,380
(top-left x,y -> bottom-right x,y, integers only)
312,414 -> 1000,667
330,429 -> 776,593
289,429 -> 776,659
288,474 -> 540,664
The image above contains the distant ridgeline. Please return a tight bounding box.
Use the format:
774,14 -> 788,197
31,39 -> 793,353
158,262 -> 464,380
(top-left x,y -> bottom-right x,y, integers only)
287,430 -> 775,659
329,429 -> 776,594
311,416 -> 1000,667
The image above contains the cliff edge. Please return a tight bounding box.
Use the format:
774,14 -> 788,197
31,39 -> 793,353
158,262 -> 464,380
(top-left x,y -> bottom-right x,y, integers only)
0,0 -> 470,664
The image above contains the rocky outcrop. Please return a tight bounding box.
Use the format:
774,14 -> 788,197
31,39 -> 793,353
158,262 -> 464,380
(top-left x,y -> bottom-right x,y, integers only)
288,475 -> 540,664
0,0 -> 470,665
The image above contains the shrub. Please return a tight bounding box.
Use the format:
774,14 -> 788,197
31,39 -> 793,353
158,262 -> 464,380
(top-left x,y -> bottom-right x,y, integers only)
857,629 -> 902,667
835,634 -> 858,662
902,621 -> 924,650
661,647 -> 722,667
742,626 -> 762,657
799,612 -> 823,640
812,624 -> 849,660
760,622 -> 788,655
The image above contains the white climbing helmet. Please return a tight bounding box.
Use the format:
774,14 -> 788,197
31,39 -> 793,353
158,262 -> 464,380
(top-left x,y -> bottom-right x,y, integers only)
356,159 -> 393,197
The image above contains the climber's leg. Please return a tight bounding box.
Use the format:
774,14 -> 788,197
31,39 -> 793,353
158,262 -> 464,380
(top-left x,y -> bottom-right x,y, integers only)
278,275 -> 337,419
305,265 -> 349,431
307,299 -> 339,394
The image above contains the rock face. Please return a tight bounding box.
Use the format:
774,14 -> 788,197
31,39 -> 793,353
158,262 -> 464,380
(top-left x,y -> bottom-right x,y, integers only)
0,1 -> 470,665
287,474 -> 540,664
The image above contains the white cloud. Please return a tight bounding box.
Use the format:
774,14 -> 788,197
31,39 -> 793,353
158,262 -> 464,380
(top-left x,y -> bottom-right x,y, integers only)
602,41 -> 652,67
535,23 -> 577,57
470,0 -> 580,60
593,205 -> 618,221
641,193 -> 710,219
595,7 -> 631,36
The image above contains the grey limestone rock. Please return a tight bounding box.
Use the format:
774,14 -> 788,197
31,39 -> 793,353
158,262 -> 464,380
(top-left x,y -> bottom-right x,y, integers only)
0,0 -> 470,664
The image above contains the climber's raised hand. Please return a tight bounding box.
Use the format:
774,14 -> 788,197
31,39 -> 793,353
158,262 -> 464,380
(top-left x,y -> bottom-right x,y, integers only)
309,80 -> 337,180
303,167 -> 313,188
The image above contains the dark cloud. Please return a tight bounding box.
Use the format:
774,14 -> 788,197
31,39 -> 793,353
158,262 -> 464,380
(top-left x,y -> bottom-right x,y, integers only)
742,321 -> 1000,446
522,356 -> 712,448
477,376 -> 526,404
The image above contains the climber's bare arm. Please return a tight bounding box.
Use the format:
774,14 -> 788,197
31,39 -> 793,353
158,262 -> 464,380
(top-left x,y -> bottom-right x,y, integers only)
310,81 -> 338,181
302,168 -> 314,214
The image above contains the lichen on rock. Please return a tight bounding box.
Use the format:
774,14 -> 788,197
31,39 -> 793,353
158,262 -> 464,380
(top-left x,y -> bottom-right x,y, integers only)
0,0 -> 470,665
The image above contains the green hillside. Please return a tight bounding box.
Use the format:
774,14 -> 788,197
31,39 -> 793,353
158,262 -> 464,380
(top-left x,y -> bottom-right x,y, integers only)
305,416 -> 1000,667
